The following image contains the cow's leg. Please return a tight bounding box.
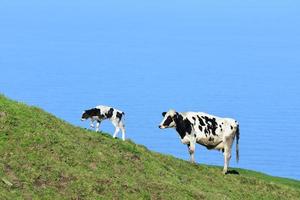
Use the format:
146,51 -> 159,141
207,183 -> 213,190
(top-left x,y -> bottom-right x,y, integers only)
120,127 -> 125,141
223,136 -> 234,174
223,150 -> 230,174
187,141 -> 196,164
113,127 -> 120,138
95,120 -> 101,132
119,121 -> 126,141
90,119 -> 95,128
112,121 -> 120,139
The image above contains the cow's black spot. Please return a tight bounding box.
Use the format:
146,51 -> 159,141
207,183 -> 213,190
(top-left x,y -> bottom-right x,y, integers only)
82,112 -> 90,119
192,117 -> 196,121
162,112 -> 167,117
209,137 -> 214,142
163,116 -> 173,126
106,108 -> 114,118
116,112 -> 123,121
194,134 -> 196,137
198,125 -> 203,131
82,108 -> 101,119
206,145 -> 216,150
221,128 -> 223,132
90,108 -> 101,116
175,114 -> 192,139
204,128 -> 208,134
197,116 -> 205,126
231,126 -> 233,130
203,116 -> 218,135
219,125 -> 222,128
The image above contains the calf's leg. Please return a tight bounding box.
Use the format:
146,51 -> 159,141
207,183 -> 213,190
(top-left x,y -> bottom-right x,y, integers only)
90,119 -> 95,128
95,120 -> 101,132
113,127 -> 120,138
112,121 -> 120,139
120,124 -> 126,141
112,120 -> 125,141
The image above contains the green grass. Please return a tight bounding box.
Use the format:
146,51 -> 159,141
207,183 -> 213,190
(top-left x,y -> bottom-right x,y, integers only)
0,94 -> 299,200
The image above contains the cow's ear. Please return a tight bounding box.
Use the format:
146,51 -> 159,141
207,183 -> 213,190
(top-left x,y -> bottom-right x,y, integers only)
162,112 -> 166,117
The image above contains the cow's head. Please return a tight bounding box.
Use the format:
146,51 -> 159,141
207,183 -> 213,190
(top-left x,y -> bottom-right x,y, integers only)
81,108 -> 101,121
158,109 -> 178,129
81,110 -> 90,121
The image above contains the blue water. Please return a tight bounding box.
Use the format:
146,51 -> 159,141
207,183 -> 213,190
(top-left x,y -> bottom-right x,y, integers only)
1,1 -> 300,180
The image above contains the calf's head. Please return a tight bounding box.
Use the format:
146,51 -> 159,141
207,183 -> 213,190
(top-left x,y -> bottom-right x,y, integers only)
81,110 -> 90,121
81,108 -> 100,121
159,109 -> 178,129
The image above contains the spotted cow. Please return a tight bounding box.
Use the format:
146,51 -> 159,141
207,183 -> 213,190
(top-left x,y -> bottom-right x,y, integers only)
159,109 -> 239,174
81,105 -> 126,141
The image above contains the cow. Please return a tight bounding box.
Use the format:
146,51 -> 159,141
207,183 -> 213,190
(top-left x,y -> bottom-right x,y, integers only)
159,109 -> 239,174
81,105 -> 126,141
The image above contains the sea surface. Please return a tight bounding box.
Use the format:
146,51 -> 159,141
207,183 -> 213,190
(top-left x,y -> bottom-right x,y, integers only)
1,1 -> 300,180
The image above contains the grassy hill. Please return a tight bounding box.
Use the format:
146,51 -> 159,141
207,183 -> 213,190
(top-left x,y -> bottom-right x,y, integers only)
0,95 -> 299,200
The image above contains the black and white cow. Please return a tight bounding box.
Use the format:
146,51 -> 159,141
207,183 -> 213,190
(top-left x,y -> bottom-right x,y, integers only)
81,105 -> 126,141
159,109 -> 239,174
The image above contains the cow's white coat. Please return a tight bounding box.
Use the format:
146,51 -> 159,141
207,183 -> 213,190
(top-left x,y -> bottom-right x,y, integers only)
81,105 -> 126,141
159,109 -> 239,174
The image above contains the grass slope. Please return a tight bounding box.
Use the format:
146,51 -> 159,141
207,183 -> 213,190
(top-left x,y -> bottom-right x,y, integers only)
0,95 -> 299,200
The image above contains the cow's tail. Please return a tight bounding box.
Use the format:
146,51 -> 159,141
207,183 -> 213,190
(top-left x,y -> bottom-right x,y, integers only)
235,122 -> 240,163
121,112 -> 125,125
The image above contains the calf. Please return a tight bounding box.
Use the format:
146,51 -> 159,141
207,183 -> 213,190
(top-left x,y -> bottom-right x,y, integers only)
81,105 -> 126,141
159,109 -> 239,174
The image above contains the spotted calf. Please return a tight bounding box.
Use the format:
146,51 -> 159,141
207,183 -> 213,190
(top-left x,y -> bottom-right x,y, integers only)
81,105 -> 126,141
159,109 -> 239,174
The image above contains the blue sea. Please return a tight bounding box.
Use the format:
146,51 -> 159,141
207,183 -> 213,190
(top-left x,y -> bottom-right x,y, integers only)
1,1 -> 300,180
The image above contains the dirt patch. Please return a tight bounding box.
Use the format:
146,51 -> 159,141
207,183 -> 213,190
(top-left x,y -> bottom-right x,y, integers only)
89,162 -> 97,170
94,179 -> 113,195
131,154 -> 140,161
57,172 -> 76,190
0,111 -> 6,119
123,154 -> 141,162
34,175 -> 47,189
3,164 -> 23,188
0,111 -> 6,129
96,178 -> 112,185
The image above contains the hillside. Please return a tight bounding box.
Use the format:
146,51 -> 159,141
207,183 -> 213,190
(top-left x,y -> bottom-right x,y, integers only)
0,95 -> 299,200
